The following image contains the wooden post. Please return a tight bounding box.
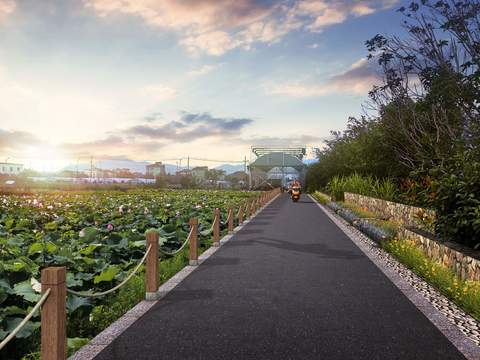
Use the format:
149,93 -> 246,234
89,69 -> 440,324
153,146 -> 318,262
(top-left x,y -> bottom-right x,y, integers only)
213,208 -> 220,246
41,267 -> 66,360
238,205 -> 244,225
189,218 -> 198,265
227,208 -> 234,233
145,230 -> 159,300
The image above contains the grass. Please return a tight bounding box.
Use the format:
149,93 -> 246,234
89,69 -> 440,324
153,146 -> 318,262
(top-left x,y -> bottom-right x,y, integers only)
383,239 -> 480,321
325,173 -> 397,201
312,191 -> 332,205
338,201 -> 401,239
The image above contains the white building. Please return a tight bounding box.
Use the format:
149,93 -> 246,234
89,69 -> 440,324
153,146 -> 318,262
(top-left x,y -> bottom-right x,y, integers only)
0,162 -> 24,175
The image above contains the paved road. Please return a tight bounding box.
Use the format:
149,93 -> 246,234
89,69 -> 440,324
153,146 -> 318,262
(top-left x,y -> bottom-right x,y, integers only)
96,194 -> 465,360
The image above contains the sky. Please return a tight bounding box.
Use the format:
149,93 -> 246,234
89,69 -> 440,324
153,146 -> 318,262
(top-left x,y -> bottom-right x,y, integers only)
0,0 -> 408,171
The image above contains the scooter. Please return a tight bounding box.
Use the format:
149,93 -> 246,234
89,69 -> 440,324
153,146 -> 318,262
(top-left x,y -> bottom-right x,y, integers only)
291,186 -> 301,202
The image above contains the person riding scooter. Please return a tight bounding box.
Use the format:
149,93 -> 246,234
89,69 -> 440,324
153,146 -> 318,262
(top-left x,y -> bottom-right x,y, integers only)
290,179 -> 301,202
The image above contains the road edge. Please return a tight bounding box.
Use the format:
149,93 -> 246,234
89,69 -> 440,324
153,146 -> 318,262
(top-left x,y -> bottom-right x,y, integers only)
309,194 -> 480,360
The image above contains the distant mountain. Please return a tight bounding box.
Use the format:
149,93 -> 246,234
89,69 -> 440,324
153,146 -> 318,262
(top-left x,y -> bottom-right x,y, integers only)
63,160 -> 246,175
214,164 -> 245,174
63,159 -> 180,175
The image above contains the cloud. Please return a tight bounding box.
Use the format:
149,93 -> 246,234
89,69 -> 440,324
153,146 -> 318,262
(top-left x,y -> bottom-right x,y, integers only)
61,135 -> 164,158
247,134 -> 325,146
1,110 -> 254,162
143,112 -> 163,122
266,58 -> 381,97
125,112 -> 254,142
139,84 -> 177,102
187,64 -> 217,77
84,0 -> 399,56
0,0 -> 15,17
0,129 -> 42,152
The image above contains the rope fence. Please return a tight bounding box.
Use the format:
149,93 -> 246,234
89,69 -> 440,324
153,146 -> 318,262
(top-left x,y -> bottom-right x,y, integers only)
0,288 -> 51,351
159,228 -> 193,256
67,244 -> 153,298
0,188 -> 281,360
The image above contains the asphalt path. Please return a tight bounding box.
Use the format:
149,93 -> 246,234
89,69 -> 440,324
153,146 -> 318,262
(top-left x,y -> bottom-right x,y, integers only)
96,194 -> 465,360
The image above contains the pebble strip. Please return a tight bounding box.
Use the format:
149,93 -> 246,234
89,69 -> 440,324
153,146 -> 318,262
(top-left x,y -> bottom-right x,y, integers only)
309,195 -> 480,355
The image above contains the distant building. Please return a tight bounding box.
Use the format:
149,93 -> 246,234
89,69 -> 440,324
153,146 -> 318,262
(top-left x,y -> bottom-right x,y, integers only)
146,162 -> 166,177
0,162 -> 24,175
191,166 -> 208,180
176,169 -> 192,176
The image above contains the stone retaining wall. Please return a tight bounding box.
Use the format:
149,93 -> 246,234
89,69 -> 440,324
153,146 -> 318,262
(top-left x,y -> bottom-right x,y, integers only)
344,192 -> 480,281
344,192 -> 435,229
399,228 -> 480,281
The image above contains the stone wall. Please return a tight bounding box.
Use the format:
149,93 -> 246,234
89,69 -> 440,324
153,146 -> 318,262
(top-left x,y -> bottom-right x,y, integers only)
344,192 -> 480,281
344,192 -> 435,229
399,228 -> 480,281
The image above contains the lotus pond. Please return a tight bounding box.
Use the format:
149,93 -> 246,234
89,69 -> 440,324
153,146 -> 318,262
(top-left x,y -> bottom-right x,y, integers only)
0,189 -> 258,359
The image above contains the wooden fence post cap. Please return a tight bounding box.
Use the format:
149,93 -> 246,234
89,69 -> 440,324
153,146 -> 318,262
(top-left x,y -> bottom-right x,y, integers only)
215,208 -> 220,215
189,217 -> 198,225
41,267 -> 66,285
145,229 -> 160,241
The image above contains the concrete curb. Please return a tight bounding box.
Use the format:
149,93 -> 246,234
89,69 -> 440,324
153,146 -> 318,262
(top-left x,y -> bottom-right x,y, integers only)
309,194 -> 480,360
69,193 -> 279,360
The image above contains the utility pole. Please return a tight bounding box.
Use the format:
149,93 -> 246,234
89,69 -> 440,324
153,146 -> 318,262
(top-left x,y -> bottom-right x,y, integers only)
187,156 -> 190,170
90,156 -> 93,182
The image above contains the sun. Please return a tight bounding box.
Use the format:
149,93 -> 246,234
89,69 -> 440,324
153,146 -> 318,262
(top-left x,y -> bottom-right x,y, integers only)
24,145 -> 69,172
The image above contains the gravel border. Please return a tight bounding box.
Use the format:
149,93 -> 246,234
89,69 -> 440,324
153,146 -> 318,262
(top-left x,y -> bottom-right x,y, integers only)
69,194 -> 280,360
309,195 -> 480,360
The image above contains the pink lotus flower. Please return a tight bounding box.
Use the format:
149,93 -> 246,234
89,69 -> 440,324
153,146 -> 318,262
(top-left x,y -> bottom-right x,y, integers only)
107,223 -> 114,231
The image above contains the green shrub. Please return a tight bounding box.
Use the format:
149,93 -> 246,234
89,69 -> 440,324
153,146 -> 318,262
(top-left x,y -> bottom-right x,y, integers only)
373,178 -> 397,201
325,175 -> 346,201
383,239 -> 480,321
427,150 -> 480,249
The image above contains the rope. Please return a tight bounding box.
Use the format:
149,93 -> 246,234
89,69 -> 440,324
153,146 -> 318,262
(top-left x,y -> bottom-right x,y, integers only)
0,288 -> 51,351
67,245 -> 152,298
158,227 -> 193,256
226,209 -> 233,223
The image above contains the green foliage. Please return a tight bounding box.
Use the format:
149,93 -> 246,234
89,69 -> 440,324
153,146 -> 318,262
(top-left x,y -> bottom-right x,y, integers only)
0,189 -> 259,359
305,117 -> 409,191
383,239 -> 480,321
312,191 -> 331,205
427,150 -> 480,248
305,1 -> 480,251
325,174 -> 397,201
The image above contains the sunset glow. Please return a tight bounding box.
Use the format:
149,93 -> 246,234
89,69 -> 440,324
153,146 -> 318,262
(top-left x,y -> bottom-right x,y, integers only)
0,0 -> 406,169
